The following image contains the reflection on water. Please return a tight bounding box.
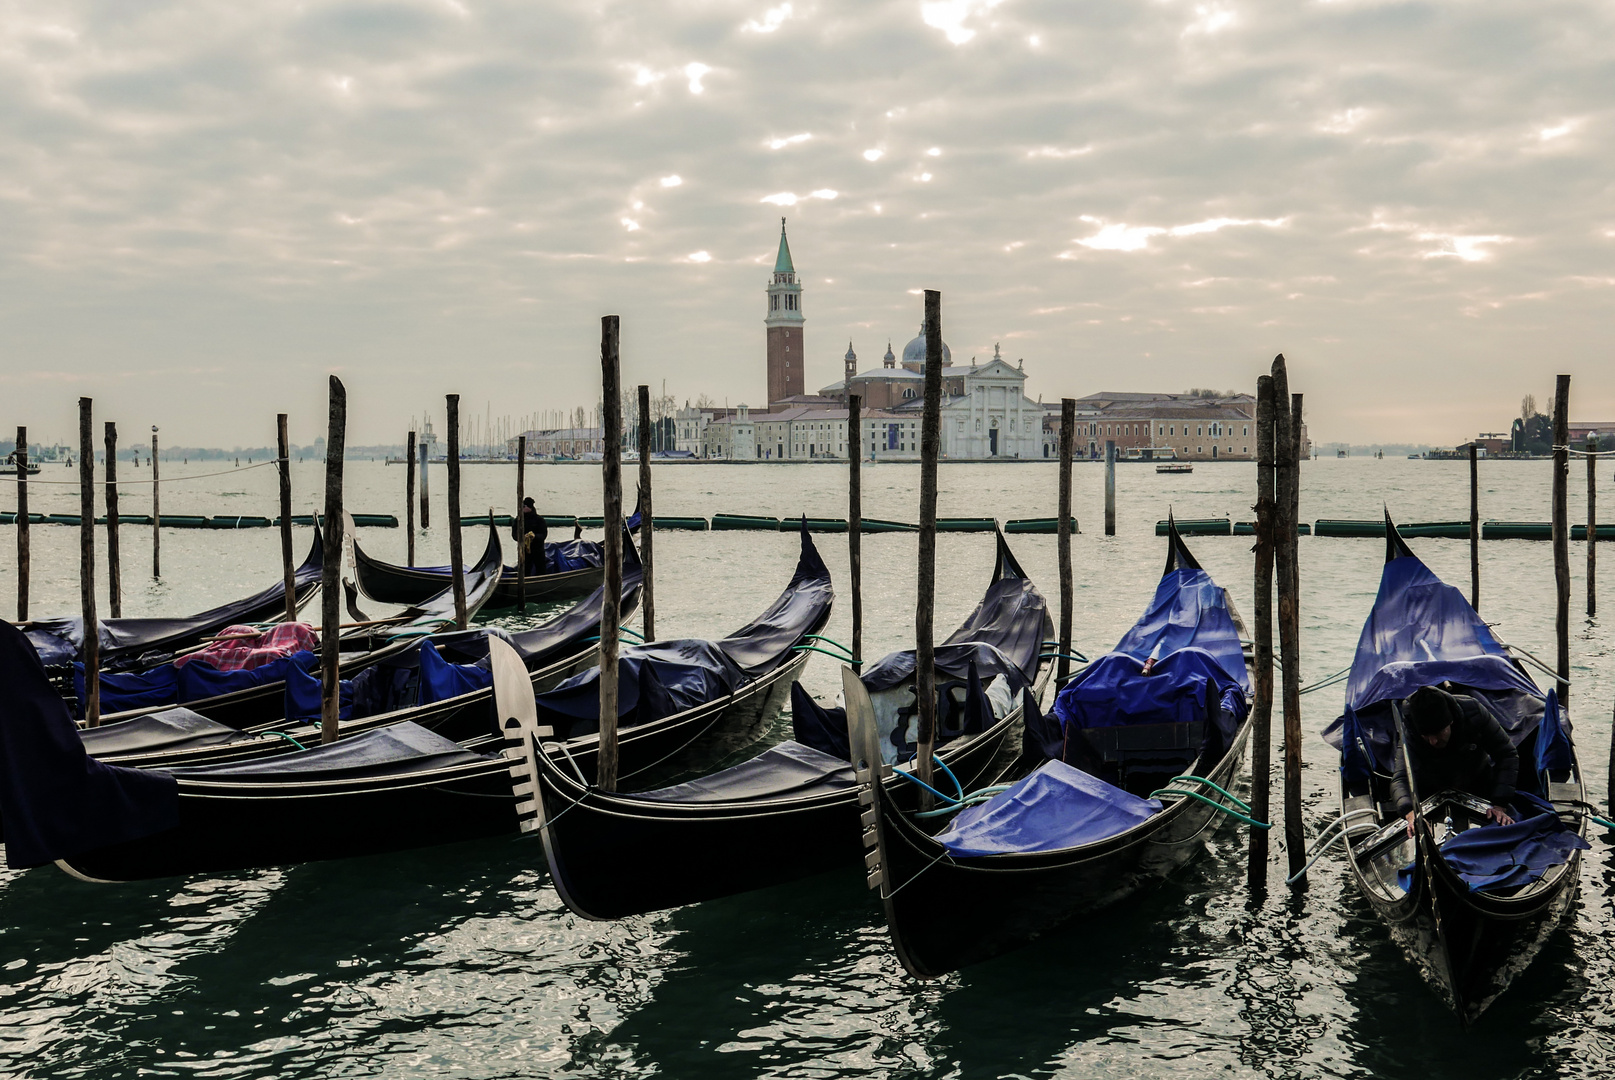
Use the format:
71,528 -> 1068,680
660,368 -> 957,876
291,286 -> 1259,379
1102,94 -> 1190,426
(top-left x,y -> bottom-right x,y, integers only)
1,458 -> 1613,1077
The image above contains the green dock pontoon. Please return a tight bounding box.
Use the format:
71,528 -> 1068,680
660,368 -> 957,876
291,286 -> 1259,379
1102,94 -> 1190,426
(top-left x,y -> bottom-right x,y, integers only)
712,514 -> 782,530
935,518 -> 997,532
1233,521 -> 1312,536
1154,518 -> 1230,536
1005,517 -> 1080,534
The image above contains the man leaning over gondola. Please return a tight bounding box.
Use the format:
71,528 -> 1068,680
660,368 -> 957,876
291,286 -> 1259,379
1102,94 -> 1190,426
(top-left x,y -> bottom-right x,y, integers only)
1393,685 -> 1518,837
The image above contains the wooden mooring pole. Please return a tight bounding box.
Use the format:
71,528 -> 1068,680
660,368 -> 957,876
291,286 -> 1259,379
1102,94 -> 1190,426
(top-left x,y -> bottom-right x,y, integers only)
1469,443 -> 1480,610
1104,439 -> 1117,535
104,421 -> 121,618
405,429 -> 417,566
598,315 -> 625,792
1247,374 -> 1276,892
446,394 -> 467,631
516,434 -> 527,613
915,291 -> 943,795
848,392 -> 863,672
637,384 -> 655,641
321,377 -> 347,744
1271,357 -> 1304,884
419,436 -> 430,530
15,425 -> 27,621
1552,374 -> 1570,709
1057,398 -> 1076,686
151,428 -> 160,579
278,414 -> 296,622
1588,434 -> 1597,618
79,398 -> 100,726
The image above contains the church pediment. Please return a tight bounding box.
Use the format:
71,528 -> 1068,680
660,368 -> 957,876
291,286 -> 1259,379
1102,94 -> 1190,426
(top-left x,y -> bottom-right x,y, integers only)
967,359 -> 1024,381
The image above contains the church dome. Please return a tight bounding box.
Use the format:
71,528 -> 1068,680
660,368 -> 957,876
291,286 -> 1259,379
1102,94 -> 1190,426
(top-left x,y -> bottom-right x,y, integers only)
901,322 -> 951,366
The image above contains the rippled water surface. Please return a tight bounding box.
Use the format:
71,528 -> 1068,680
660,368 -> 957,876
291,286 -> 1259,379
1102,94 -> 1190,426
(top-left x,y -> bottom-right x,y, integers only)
2,457 -> 1614,1078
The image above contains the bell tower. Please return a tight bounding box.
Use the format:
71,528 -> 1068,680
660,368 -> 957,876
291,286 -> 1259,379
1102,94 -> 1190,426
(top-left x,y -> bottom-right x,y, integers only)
765,218 -> 805,407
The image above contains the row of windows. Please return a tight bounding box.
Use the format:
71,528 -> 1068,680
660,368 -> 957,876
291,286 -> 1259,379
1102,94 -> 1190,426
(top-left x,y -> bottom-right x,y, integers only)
768,293 -> 800,311
1086,421 -> 1251,438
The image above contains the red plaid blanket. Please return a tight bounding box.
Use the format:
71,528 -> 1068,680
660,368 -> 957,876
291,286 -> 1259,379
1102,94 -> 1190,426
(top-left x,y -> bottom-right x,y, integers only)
174,622 -> 318,671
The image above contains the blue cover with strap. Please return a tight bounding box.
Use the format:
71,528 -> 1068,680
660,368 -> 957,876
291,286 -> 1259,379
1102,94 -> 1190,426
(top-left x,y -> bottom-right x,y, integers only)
72,651 -> 319,717
935,759 -> 1163,856
1437,792 -> 1589,892
1322,539 -> 1548,769
283,659 -> 355,723
1051,565 -> 1249,739
0,622 -> 178,869
417,639 -> 492,705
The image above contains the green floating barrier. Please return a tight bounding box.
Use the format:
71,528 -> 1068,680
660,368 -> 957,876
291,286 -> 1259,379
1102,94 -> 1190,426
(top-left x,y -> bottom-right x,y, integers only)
164,515 -> 211,529
797,518 -> 849,533
860,518 -> 917,532
1483,521 -> 1552,540
1313,519 -> 1387,538
649,516 -> 709,530
542,515 -> 577,528
1,512 -> 44,525
712,513 -> 781,531
1155,518 -> 1231,536
209,515 -> 272,529
1005,517 -> 1080,534
102,514 -> 153,526
45,513 -> 81,526
1401,521 -> 1470,539
1233,521 -> 1312,536
935,518 -> 997,532
576,516 -> 604,528
1572,524 -> 1615,541
460,514 -> 513,527
351,514 -> 399,528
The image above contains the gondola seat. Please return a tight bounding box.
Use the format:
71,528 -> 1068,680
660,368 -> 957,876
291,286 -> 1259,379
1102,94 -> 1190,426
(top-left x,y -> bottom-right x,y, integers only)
632,742 -> 857,804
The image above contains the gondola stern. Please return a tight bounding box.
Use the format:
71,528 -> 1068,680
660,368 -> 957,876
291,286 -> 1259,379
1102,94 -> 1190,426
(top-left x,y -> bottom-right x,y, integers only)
1163,512 -> 1204,575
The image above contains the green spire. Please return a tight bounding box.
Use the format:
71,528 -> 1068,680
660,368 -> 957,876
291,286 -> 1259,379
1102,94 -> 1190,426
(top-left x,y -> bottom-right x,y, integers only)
774,217 -> 795,273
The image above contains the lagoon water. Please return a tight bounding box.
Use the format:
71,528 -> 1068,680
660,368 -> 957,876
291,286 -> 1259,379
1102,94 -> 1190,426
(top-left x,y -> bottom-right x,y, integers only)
2,456 -> 1614,1078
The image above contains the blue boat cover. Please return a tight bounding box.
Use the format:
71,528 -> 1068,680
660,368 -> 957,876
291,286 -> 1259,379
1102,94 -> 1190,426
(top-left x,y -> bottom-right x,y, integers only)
1322,547 -> 1549,770
283,658 -> 355,722
0,622 -> 178,869
634,741 -> 856,804
1438,792 -> 1589,892
935,759 -> 1163,856
169,722 -> 492,782
26,529 -> 323,669
1536,689 -> 1572,772
73,650 -> 319,718
1051,566 -> 1249,740
1339,705 -> 1374,786
418,639 -> 493,704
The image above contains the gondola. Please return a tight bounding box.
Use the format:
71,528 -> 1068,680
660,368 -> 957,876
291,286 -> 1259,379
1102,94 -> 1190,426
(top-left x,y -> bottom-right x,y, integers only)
83,522 -> 506,734
1,525 -> 829,882
507,528 -> 1052,920
855,521 -> 1254,978
1321,513 -> 1587,1024
353,528 -> 607,608
24,529 -> 324,672
79,529 -> 636,772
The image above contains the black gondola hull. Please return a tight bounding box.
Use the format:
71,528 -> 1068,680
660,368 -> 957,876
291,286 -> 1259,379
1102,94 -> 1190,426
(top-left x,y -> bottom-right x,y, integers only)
353,545 -> 602,608
535,700 -> 1023,920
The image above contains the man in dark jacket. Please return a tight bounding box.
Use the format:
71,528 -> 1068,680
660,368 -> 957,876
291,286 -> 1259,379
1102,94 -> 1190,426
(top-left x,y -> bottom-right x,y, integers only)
1393,684 -> 1519,836
518,497 -> 548,576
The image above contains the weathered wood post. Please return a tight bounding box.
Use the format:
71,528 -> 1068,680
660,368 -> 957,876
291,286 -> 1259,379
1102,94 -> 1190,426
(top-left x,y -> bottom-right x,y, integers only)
1057,398 -> 1076,685
79,398 -> 100,726
104,421 -> 121,618
848,392 -> 863,672
598,315 -> 625,792
446,394 -> 468,631
915,291 -> 943,794
1552,374 -> 1570,708
277,414 -> 296,622
516,434 -> 528,613
1290,393 -> 1303,604
405,430 -> 417,566
1247,374 -> 1276,892
419,436 -> 430,529
1588,434 -> 1597,618
1104,439 -> 1117,535
150,428 -> 160,579
637,384 -> 655,641
1271,357 -> 1304,884
15,425 -> 27,621
321,376 -> 347,744
1469,443 -> 1480,610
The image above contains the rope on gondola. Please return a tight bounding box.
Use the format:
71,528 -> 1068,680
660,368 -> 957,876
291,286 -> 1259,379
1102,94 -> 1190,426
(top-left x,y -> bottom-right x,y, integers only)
803,633 -> 854,654
262,730 -> 309,751
1298,664 -> 1352,695
1495,640 -> 1572,685
1283,807 -> 1379,884
1040,651 -> 1089,665
1148,775 -> 1270,829
791,644 -> 861,663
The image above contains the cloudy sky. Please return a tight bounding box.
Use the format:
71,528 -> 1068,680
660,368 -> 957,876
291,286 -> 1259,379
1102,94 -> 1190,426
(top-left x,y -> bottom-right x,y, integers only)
1,0 -> 1611,447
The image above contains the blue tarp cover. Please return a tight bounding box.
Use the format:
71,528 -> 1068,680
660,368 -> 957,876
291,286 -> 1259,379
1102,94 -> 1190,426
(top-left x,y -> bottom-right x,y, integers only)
73,651 -> 320,717
417,639 -> 492,704
283,658 -> 355,722
1322,550 -> 1550,768
0,623 -> 178,869
1438,793 -> 1589,892
1051,567 -> 1248,738
935,759 -> 1162,856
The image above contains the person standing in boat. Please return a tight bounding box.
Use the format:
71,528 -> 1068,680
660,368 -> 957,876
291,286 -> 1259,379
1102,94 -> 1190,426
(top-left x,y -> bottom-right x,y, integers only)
518,497 -> 548,577
1393,685 -> 1518,836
